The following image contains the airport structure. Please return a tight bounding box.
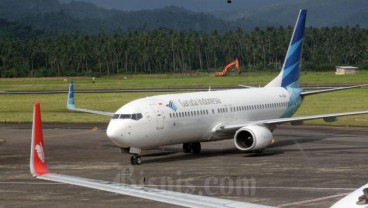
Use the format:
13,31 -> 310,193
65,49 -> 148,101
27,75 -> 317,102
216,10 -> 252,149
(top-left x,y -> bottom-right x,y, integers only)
335,66 -> 358,75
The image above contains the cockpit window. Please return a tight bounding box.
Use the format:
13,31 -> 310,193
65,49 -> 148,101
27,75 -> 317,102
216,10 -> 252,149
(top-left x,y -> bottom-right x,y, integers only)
120,114 -> 132,119
132,113 -> 143,120
112,113 -> 143,121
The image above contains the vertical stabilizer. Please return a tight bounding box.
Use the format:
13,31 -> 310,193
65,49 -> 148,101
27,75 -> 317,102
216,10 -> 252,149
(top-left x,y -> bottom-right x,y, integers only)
265,9 -> 307,88
30,103 -> 49,177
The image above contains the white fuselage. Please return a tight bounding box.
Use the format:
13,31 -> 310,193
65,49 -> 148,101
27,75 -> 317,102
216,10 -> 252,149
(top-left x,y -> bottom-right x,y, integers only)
106,87 -> 291,149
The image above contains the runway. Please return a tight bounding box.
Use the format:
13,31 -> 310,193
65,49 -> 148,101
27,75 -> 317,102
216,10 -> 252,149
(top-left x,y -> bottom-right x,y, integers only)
1,124 -> 367,208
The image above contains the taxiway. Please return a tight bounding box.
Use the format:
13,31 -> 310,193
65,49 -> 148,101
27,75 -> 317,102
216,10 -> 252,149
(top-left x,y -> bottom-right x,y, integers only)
0,124 -> 367,208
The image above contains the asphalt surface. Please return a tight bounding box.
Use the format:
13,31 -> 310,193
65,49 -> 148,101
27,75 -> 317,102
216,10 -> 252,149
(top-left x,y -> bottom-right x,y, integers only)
1,124 -> 367,208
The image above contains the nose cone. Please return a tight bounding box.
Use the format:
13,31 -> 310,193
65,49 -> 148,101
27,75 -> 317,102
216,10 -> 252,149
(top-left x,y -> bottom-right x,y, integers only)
106,120 -> 125,147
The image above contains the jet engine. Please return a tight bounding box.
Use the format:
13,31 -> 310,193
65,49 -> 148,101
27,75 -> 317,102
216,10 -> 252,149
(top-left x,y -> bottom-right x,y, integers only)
234,125 -> 273,151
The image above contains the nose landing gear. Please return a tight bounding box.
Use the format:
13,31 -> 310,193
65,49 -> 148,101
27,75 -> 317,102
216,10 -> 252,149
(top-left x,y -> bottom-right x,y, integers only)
130,155 -> 142,165
129,147 -> 142,165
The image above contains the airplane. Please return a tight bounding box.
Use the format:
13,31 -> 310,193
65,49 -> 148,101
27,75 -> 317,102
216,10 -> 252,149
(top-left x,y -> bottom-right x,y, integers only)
66,9 -> 368,165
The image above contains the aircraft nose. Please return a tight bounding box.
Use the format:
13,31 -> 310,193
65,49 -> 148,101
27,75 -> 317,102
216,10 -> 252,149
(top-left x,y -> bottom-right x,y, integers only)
106,123 -> 119,139
106,120 -> 125,147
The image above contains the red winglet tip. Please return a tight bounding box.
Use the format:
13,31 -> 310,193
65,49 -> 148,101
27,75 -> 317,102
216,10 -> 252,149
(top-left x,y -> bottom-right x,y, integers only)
31,102 -> 49,176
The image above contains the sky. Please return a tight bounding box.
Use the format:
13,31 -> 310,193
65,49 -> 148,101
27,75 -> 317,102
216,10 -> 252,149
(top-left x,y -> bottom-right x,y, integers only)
65,0 -> 283,12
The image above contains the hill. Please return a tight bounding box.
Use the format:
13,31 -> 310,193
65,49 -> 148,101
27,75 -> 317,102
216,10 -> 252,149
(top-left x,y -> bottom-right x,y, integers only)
226,0 -> 368,28
0,0 -> 367,37
0,0 -> 229,35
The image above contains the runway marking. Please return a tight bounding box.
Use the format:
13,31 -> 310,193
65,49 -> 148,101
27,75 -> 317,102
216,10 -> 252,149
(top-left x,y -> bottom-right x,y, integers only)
277,193 -> 349,207
44,127 -> 98,138
0,138 -> 7,144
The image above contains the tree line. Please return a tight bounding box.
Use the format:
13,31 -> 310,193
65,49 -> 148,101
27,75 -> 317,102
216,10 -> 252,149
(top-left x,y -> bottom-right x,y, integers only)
0,26 -> 367,77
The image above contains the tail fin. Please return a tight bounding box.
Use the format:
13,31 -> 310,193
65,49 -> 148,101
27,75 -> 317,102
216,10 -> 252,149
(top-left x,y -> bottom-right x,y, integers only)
67,81 -> 75,109
265,9 -> 307,88
30,103 -> 49,177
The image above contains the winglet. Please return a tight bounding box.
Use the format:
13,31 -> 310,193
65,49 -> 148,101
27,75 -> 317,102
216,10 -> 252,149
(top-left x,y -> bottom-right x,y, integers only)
67,81 -> 75,109
30,102 -> 49,177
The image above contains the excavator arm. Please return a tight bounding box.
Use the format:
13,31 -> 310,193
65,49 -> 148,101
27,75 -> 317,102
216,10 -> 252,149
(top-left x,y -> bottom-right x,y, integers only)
215,59 -> 240,76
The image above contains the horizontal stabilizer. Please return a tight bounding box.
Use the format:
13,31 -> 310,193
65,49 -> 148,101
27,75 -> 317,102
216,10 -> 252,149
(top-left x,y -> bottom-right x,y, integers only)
301,84 -> 368,96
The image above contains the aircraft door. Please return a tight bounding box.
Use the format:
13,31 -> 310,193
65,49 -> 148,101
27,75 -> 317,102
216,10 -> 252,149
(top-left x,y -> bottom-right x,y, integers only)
224,105 -> 229,118
151,104 -> 164,130
228,104 -> 234,118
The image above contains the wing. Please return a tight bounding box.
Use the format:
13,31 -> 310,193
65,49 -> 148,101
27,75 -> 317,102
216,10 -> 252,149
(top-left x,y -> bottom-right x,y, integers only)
301,84 -> 368,96
30,103 -> 275,208
215,110 -> 368,133
330,183 -> 368,208
67,81 -> 114,117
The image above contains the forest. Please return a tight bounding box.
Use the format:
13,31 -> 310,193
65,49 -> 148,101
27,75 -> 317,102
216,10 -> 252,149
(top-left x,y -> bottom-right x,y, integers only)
0,26 -> 367,77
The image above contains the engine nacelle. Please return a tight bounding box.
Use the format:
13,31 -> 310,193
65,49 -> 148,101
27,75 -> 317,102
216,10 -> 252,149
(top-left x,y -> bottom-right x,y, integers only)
234,125 -> 273,151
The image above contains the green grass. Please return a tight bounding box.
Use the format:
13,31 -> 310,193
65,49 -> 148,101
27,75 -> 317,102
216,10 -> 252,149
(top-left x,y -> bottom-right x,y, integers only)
295,89 -> 368,126
0,92 -> 166,123
0,72 -> 367,125
1,71 -> 368,91
0,88 -> 367,126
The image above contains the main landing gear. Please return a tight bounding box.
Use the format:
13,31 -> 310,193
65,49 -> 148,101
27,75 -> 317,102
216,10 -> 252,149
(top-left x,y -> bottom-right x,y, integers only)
129,147 -> 142,165
183,142 -> 201,154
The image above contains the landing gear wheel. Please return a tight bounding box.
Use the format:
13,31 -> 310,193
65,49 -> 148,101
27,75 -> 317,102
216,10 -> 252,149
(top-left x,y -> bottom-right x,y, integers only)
191,142 -> 201,154
130,155 -> 142,165
183,143 -> 191,153
253,149 -> 264,154
182,142 -> 201,154
136,156 -> 142,165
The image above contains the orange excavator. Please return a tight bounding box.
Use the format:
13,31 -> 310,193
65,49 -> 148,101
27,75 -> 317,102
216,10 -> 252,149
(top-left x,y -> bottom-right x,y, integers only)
214,59 -> 240,76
